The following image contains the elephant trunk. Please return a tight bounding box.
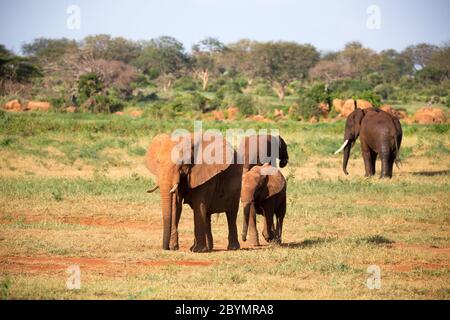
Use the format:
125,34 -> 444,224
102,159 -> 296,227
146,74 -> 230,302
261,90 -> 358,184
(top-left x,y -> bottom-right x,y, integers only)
342,141 -> 352,175
160,183 -> 173,250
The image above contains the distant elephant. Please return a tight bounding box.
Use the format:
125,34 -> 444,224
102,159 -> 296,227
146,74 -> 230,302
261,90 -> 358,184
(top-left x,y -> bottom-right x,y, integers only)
145,132 -> 242,252
335,107 -> 402,178
238,134 -> 289,173
241,163 -> 287,246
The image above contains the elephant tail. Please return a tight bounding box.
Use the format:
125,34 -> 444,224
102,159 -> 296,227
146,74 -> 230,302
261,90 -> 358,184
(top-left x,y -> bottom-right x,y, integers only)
394,136 -> 401,169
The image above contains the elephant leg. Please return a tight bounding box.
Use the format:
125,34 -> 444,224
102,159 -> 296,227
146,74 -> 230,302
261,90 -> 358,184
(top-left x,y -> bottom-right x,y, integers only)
362,148 -> 374,177
274,199 -> 286,244
370,150 -> 377,176
169,198 -> 182,250
262,204 -> 275,242
190,202 -> 210,253
226,210 -> 240,250
387,152 -> 396,177
205,214 -> 213,251
245,204 -> 260,246
380,151 -> 392,179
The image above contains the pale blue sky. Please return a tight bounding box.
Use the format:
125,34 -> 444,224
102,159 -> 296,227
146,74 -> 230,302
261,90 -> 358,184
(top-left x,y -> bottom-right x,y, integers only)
0,0 -> 449,54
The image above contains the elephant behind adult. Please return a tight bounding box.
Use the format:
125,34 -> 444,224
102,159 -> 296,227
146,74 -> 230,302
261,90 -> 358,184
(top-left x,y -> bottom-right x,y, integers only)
335,107 -> 402,178
145,132 -> 242,252
241,164 -> 287,246
238,134 -> 289,173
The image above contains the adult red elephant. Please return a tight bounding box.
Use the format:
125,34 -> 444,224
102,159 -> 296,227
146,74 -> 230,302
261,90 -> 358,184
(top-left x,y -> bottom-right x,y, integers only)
335,107 -> 402,178
145,132 -> 242,252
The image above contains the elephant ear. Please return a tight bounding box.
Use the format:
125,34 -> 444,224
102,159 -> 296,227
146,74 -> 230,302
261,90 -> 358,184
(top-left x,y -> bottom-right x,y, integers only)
188,133 -> 233,189
145,134 -> 171,183
353,109 -> 366,139
278,135 -> 289,160
261,164 -> 286,198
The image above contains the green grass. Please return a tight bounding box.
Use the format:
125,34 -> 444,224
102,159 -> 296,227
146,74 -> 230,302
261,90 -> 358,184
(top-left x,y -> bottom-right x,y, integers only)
0,111 -> 449,299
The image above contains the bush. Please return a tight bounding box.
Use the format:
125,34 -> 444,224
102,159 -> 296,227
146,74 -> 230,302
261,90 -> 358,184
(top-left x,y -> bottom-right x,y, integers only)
399,76 -> 417,90
171,92 -> 208,113
132,87 -> 158,102
328,79 -> 373,98
374,84 -> 394,100
172,76 -> 200,91
367,73 -> 384,86
212,76 -> 245,96
226,94 -> 255,116
77,72 -> 104,105
291,96 -> 321,121
355,90 -> 382,107
253,79 -> 277,97
300,83 -> 330,104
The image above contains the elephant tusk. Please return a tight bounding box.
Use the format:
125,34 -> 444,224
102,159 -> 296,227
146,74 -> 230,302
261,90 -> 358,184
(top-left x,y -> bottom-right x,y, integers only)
169,183 -> 178,193
334,140 -> 349,154
146,185 -> 159,193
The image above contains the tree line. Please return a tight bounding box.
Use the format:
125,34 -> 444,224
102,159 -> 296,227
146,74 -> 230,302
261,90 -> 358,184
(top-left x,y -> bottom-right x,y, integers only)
0,34 -> 449,115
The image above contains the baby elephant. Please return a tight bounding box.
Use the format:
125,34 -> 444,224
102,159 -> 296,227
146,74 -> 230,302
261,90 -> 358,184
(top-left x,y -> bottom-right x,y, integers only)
241,163 -> 286,246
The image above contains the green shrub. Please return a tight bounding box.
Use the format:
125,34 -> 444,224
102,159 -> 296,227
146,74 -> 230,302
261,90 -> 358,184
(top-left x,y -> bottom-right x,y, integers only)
290,96 -> 321,121
132,87 -> 158,102
328,79 -> 373,98
77,72 -> 103,105
172,76 -> 200,91
300,83 -> 330,104
226,94 -> 255,116
374,84 -> 394,100
355,91 -> 382,107
367,73 -> 384,86
171,92 -> 208,112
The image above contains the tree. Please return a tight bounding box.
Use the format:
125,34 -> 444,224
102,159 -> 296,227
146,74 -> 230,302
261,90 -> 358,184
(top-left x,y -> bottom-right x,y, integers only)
403,43 -> 439,70
134,36 -> 187,91
0,44 -> 42,95
22,38 -> 79,64
81,34 -> 141,63
427,42 -> 450,80
376,49 -> 414,83
310,42 -> 380,83
191,37 -> 226,91
83,59 -> 138,97
340,42 -> 379,78
252,41 -> 319,100
218,39 -> 258,84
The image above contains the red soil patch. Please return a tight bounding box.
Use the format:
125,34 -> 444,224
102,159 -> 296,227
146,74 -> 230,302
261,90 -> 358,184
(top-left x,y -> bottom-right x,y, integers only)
0,213 -> 158,231
63,216 -> 156,230
382,262 -> 448,273
386,243 -> 450,255
0,255 -> 213,274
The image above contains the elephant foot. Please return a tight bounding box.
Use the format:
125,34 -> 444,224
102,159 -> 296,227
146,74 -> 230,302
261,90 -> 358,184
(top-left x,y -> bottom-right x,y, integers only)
263,233 -> 273,243
247,237 -> 260,247
270,238 -> 282,245
190,243 -> 211,253
227,241 -> 241,251
169,244 -> 179,251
